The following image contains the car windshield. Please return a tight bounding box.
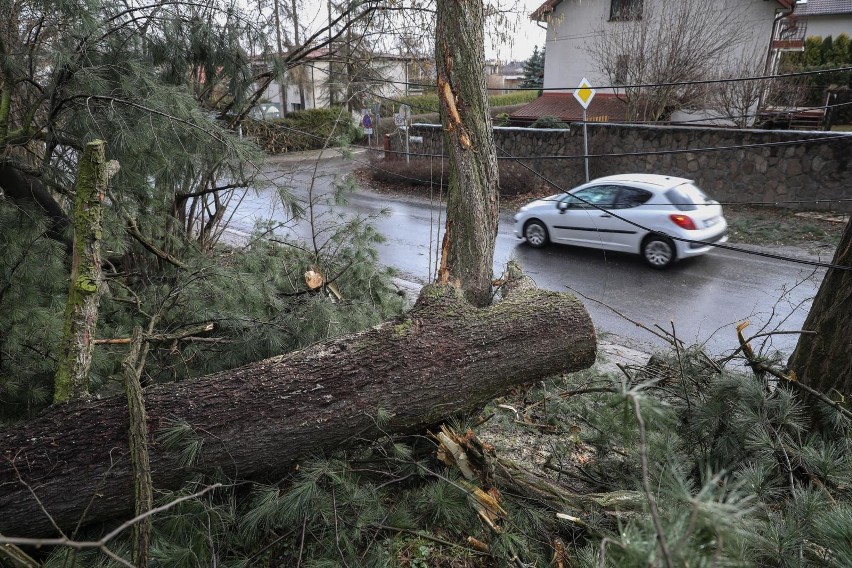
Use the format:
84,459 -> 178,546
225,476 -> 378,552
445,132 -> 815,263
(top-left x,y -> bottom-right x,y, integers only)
664,183 -> 712,211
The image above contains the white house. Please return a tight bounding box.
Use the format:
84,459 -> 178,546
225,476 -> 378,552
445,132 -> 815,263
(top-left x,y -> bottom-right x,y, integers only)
793,0 -> 852,38
514,0 -> 796,125
257,50 -> 433,115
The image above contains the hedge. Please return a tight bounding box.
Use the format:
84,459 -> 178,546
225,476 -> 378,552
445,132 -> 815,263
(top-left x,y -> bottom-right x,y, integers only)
380,90 -> 539,117
243,107 -> 360,154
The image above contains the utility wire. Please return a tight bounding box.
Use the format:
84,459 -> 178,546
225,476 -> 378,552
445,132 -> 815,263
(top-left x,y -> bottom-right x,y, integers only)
488,143 -> 852,271
252,119 -> 851,271
370,132 -> 851,162
310,64 -> 852,94
266,149 -> 852,208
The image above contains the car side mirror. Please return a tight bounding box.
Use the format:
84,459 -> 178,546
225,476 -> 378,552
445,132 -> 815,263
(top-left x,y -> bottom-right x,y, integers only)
557,201 -> 569,213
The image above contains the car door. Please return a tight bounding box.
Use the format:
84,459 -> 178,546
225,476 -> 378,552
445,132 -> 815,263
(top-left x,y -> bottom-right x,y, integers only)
604,186 -> 655,251
550,185 -> 621,249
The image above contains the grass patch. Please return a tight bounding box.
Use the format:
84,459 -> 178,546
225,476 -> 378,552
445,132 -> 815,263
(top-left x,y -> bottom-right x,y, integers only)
725,205 -> 845,250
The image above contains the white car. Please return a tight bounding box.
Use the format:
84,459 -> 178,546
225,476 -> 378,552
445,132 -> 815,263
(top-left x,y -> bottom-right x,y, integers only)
514,174 -> 728,269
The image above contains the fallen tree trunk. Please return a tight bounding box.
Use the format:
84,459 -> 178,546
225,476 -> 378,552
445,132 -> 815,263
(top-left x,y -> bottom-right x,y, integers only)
0,283 -> 596,537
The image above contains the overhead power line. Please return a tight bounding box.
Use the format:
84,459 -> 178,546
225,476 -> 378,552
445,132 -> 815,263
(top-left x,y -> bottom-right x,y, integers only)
312,64 -> 852,95
252,119 -> 850,271
371,132 -> 851,162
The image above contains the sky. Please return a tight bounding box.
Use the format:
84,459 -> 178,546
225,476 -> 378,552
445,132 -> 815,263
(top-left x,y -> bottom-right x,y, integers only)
486,0 -> 548,62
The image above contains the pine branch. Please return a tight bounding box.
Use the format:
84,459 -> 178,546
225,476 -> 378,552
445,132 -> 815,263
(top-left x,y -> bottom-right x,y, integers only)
629,391 -> 674,568
124,217 -> 187,269
0,484 -> 222,562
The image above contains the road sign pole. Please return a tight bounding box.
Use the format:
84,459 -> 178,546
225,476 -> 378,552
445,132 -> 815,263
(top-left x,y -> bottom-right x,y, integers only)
583,108 -> 589,182
573,78 -> 595,183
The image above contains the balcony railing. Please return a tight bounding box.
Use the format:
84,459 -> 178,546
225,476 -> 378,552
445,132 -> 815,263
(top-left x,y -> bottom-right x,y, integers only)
771,16 -> 807,51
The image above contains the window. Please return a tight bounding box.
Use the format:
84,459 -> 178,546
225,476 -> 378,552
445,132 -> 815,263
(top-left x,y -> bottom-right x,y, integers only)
664,184 -> 712,212
290,102 -> 303,111
563,186 -> 620,209
614,187 -> 653,209
610,0 -> 642,21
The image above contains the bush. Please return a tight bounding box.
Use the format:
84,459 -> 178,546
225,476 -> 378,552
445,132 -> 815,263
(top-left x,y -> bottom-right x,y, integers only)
489,90 -> 540,107
382,90 -> 540,118
367,155 -> 547,198
243,107 -> 360,153
531,115 -> 569,129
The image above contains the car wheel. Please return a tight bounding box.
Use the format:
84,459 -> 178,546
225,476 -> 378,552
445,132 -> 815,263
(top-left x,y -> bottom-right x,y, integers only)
524,220 -> 549,248
642,235 -> 676,269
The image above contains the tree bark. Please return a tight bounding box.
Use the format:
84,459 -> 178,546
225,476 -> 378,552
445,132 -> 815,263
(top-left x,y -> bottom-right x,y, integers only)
0,284 -> 596,538
435,0 -> 500,307
123,327 -> 153,568
788,218 -> 852,398
53,140 -> 110,403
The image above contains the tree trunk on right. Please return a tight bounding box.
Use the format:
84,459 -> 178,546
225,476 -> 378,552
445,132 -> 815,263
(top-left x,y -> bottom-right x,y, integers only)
788,218 -> 852,397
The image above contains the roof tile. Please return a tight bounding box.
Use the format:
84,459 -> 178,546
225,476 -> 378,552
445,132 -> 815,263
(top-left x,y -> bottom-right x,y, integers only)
795,0 -> 852,16
510,93 -> 628,122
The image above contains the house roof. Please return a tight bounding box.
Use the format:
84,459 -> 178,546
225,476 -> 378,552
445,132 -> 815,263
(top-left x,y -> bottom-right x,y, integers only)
531,0 -> 795,21
794,0 -> 852,16
509,92 -> 628,122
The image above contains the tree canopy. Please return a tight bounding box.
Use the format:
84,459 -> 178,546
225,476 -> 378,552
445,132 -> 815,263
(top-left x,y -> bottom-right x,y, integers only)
780,33 -> 852,124
0,0 -> 405,420
520,45 -> 545,90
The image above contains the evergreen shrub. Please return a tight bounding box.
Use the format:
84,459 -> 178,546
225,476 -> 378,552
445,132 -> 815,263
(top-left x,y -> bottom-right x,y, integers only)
243,107 -> 361,153
367,155 -> 547,197
42,345 -> 851,567
382,91 -> 539,117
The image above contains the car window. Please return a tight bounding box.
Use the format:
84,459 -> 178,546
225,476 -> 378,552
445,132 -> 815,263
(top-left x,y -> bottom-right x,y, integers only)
664,183 -> 712,211
614,187 -> 653,209
564,185 -> 619,209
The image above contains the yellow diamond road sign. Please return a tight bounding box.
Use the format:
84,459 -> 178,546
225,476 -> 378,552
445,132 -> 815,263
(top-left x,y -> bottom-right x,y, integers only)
573,78 -> 596,110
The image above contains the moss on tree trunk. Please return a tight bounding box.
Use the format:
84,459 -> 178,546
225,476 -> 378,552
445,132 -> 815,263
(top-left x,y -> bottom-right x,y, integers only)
53,140 -> 109,403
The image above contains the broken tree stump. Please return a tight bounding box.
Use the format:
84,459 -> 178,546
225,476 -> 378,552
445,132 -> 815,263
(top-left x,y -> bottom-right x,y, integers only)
0,283 -> 596,537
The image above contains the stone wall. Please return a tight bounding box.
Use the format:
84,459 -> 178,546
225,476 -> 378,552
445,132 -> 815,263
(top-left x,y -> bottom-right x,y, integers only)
387,123 -> 852,212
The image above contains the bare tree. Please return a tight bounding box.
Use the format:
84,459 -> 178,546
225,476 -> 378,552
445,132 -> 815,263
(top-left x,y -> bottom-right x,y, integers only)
705,47 -> 768,128
589,0 -> 756,122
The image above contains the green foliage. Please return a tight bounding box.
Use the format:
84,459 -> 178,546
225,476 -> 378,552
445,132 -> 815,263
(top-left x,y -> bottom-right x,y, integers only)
531,115 -> 569,129
489,90 -> 541,108
2,165 -> 403,420
34,343 -> 852,567
158,419 -> 204,468
244,107 -> 361,153
531,347 -> 852,567
781,34 -> 852,123
520,45 -> 545,91
0,203 -> 67,421
382,91 -> 539,117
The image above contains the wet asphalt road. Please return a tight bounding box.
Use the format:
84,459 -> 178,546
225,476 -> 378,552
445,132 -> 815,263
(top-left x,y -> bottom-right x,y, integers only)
229,150 -> 824,358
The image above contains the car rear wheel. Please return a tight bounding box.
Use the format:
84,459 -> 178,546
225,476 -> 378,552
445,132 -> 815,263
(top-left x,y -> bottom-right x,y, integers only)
524,220 -> 549,248
642,235 -> 675,269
